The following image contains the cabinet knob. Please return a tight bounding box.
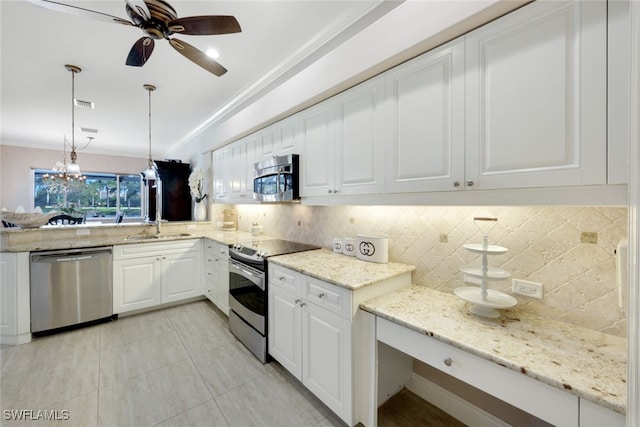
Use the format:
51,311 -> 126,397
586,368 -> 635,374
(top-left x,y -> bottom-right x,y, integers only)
279,276 -> 285,281
318,293 -> 325,299
294,299 -> 301,304
327,189 -> 333,194
299,302 -> 306,307
453,181 -> 460,187
444,357 -> 452,367
465,180 -> 474,187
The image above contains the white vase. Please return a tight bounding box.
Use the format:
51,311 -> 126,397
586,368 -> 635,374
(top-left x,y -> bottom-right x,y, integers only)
194,201 -> 207,221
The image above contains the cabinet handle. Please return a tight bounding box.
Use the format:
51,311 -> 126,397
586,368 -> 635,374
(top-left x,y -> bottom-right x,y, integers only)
279,276 -> 285,281
299,302 -> 307,307
453,181 -> 460,187
327,189 -> 333,194
294,299 -> 301,304
465,180 -> 474,187
318,293 -> 325,298
444,357 -> 452,367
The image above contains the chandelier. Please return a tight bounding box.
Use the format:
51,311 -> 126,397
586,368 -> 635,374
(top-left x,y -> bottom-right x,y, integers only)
42,64 -> 87,194
42,137 -> 86,194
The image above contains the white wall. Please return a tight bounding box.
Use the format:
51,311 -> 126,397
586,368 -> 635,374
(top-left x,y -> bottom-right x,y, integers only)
0,144 -> 148,211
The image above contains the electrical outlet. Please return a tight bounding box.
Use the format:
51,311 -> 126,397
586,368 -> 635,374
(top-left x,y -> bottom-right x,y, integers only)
439,234 -> 448,243
512,279 -> 544,299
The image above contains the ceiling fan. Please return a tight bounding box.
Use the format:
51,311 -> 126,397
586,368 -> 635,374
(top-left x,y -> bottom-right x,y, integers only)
28,0 -> 241,76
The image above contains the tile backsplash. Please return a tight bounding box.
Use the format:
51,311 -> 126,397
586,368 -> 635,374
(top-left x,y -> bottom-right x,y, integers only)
212,204 -> 628,337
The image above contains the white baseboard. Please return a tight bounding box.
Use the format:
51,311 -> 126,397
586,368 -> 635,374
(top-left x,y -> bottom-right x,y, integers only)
406,373 -> 511,427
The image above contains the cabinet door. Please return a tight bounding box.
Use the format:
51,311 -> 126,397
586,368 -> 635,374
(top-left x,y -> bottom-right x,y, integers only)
385,39 -> 465,193
302,302 -> 351,421
465,0 -> 606,190
579,399 -> 625,427
229,141 -> 246,200
243,134 -> 260,199
300,101 -> 337,196
162,251 -> 202,303
0,253 -> 17,337
113,257 -> 161,314
278,115 -> 299,155
212,148 -> 231,201
335,75 -> 386,195
268,284 -> 302,380
211,256 -> 229,315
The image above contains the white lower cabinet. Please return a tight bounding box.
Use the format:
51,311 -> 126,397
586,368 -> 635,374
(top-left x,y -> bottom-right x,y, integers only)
302,300 -> 352,418
0,252 -> 31,345
579,399 -> 625,427
268,265 -> 352,422
268,264 -> 411,426
113,240 -> 202,314
203,239 -> 229,314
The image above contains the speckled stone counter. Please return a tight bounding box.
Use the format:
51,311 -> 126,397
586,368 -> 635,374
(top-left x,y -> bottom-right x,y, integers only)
269,248 -> 416,290
0,222 -> 270,252
360,285 -> 627,415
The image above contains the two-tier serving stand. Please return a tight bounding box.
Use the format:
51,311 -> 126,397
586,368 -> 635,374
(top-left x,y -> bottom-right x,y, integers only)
454,217 -> 517,318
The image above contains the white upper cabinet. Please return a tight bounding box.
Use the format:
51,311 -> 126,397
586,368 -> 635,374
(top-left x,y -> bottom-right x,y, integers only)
335,75 -> 385,195
464,0 -> 607,190
385,39 -> 465,193
212,147 -> 231,201
301,75 -> 385,197
260,115 -> 299,160
243,134 -> 260,200
300,100 -> 337,196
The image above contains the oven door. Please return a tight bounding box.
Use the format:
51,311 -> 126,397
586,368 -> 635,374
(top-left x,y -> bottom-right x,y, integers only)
228,259 -> 266,335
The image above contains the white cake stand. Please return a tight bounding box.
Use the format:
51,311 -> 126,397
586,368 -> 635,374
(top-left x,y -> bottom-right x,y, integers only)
455,217 -> 517,318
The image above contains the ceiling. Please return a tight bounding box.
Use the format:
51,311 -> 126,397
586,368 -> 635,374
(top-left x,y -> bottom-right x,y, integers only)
0,0 -> 388,159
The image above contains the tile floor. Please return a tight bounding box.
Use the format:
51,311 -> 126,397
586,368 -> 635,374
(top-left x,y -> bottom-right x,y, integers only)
0,301 -> 347,427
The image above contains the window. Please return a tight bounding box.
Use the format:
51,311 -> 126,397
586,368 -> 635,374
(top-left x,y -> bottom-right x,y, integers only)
33,170 -> 143,220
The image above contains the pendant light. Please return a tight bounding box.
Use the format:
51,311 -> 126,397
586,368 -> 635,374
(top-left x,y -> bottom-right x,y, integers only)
141,84 -> 157,180
65,64 -> 82,177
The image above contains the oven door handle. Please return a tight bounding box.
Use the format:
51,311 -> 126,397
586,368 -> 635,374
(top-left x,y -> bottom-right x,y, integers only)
229,260 -> 265,291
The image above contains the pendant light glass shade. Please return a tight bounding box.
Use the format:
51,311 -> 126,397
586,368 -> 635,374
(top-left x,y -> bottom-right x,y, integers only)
141,84 -> 157,180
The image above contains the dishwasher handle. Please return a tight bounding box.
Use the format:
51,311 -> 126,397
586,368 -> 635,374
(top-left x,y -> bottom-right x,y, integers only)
31,249 -> 112,263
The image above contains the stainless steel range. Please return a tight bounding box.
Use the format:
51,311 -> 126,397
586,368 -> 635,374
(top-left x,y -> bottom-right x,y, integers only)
228,239 -> 319,362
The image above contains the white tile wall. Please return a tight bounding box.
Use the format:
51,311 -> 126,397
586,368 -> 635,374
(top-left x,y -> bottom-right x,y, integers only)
213,204 -> 628,337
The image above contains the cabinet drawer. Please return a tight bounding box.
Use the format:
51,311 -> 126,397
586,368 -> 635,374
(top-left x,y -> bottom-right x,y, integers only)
114,239 -> 201,260
204,239 -> 229,260
270,265 -> 299,294
377,317 -> 579,427
204,255 -> 221,279
303,276 -> 350,319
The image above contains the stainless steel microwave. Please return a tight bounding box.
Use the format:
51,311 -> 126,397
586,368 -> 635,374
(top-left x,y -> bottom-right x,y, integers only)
253,154 -> 300,202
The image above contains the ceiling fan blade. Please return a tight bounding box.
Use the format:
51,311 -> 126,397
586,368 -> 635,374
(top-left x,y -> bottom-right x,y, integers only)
168,16 -> 241,35
125,0 -> 151,21
169,38 -> 227,76
126,37 -> 155,67
27,0 -> 133,26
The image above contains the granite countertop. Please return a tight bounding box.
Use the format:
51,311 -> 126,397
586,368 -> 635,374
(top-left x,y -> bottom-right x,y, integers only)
0,223 -> 267,252
360,285 -> 627,415
269,248 -> 416,290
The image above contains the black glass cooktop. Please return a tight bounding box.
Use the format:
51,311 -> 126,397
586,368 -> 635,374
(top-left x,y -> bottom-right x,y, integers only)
235,239 -> 319,257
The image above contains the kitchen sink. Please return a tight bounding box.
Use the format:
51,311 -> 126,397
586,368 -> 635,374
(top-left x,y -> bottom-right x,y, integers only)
125,233 -> 192,241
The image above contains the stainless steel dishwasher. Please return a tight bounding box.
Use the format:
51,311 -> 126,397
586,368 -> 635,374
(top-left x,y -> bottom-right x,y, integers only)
30,247 -> 113,335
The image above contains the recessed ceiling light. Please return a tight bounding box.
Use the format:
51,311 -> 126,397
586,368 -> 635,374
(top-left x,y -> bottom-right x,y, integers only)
206,48 -> 220,59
